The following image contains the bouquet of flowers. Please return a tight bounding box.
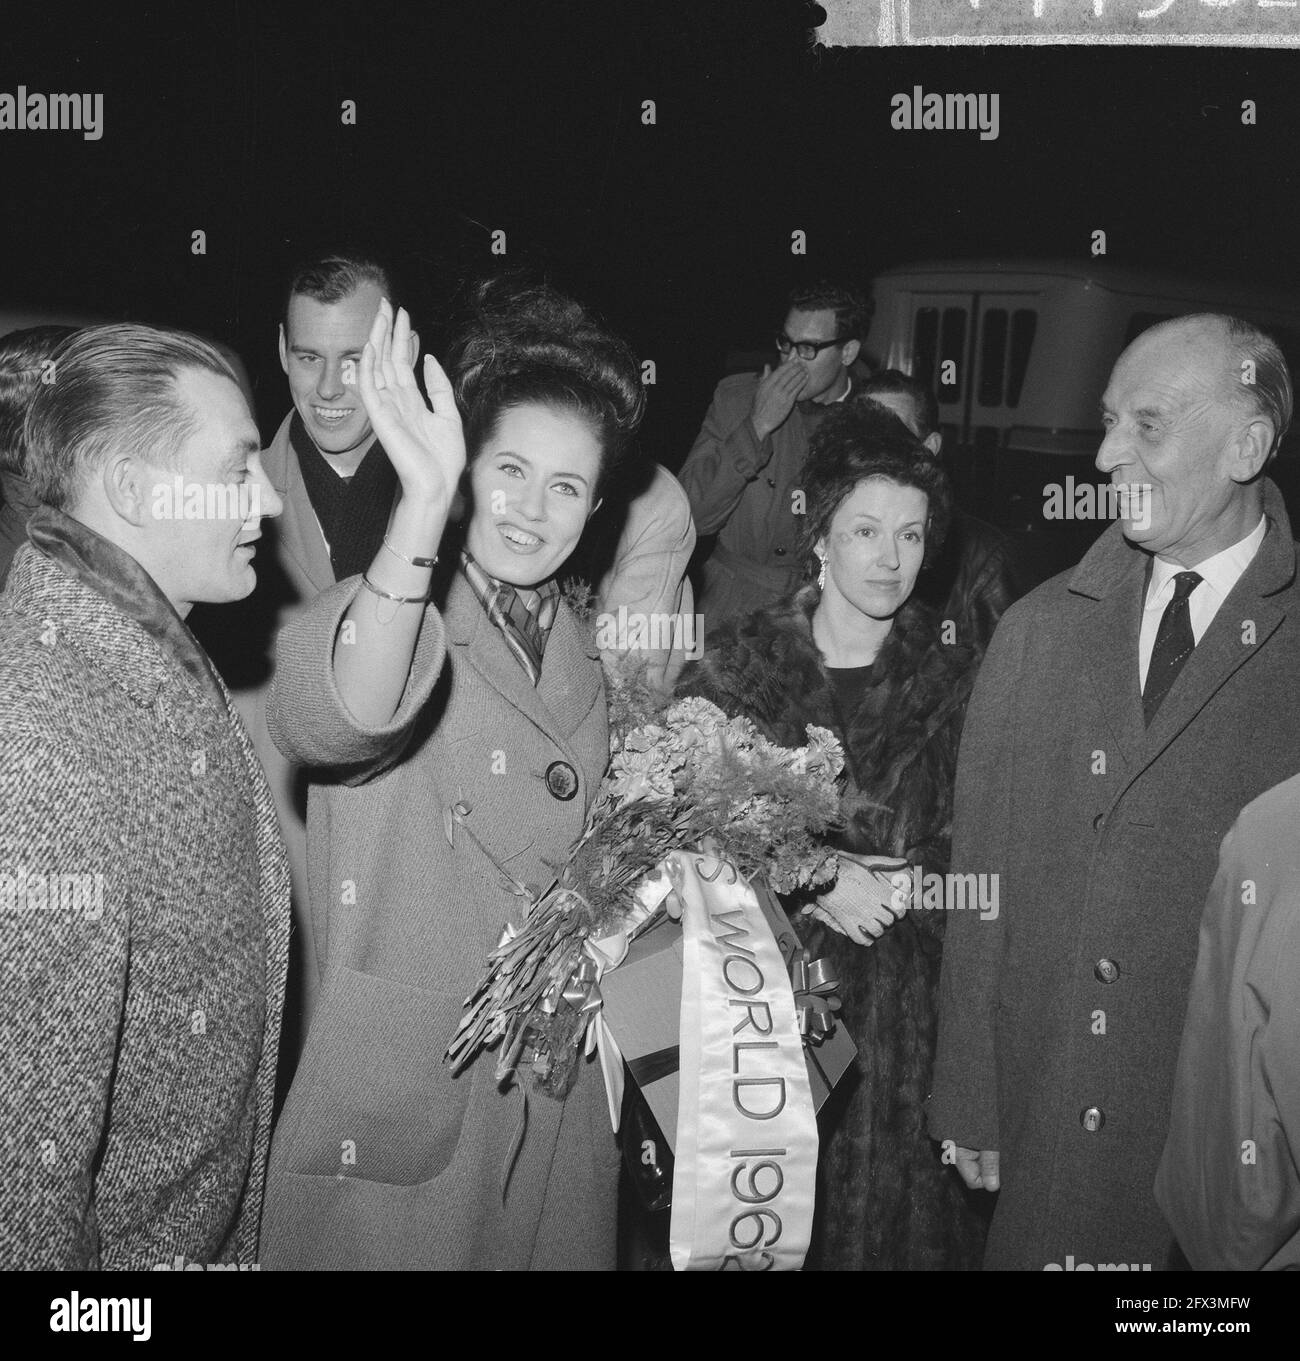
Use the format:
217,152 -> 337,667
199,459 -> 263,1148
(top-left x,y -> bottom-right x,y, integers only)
446,679 -> 846,1097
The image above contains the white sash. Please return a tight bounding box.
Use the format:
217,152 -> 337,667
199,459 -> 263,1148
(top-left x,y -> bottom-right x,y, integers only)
668,850 -> 819,1271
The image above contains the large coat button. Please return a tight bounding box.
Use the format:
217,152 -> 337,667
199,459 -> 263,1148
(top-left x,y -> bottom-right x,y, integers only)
1094,958 -> 1120,984
1080,1106 -> 1105,1132
545,761 -> 579,801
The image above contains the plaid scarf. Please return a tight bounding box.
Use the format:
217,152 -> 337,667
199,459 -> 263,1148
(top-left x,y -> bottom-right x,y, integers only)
460,551 -> 561,686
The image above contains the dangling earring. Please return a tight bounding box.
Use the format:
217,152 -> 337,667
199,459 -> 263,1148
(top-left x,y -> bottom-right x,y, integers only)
816,552 -> 827,591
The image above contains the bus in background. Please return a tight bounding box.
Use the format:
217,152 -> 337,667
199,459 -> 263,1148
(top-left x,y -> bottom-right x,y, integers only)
862,260 -> 1300,580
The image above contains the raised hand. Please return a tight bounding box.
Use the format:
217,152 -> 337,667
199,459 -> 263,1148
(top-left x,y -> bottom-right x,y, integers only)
354,298 -> 466,512
750,361 -> 810,442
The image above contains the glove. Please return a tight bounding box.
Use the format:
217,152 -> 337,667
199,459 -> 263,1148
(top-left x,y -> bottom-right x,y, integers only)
801,853 -> 911,945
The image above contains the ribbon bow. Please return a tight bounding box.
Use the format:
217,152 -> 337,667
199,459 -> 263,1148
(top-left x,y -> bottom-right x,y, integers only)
540,955 -> 604,1019
790,950 -> 841,1044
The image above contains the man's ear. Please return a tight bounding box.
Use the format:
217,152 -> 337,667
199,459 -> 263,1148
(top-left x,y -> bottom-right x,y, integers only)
278,324 -> 289,376
1232,418 -> 1274,483
841,339 -> 861,368
103,453 -> 153,527
923,431 -> 943,457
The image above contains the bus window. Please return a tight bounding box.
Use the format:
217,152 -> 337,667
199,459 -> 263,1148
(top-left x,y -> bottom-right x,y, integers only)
1007,309 -> 1037,408
940,307 -> 967,400
913,307 -> 939,387
978,308 -> 1009,407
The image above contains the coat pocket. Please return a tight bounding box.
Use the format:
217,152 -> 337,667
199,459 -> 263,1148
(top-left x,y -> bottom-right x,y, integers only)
277,966 -> 472,1186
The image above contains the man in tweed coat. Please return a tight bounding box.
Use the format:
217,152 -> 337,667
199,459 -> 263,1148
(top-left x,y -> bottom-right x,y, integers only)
929,314 -> 1300,1270
0,324 -> 290,1269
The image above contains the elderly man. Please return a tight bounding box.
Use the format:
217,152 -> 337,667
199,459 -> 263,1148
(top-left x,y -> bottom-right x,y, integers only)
678,280 -> 869,623
928,314 -> 1300,1270
0,324 -> 77,584
0,324 -> 288,1269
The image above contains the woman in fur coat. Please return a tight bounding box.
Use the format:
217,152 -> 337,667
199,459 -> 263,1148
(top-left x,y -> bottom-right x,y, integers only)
676,399 -> 987,1270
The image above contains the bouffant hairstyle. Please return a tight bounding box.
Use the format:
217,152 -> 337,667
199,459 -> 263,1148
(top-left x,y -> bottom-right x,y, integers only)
447,279 -> 645,496
800,396 -> 952,571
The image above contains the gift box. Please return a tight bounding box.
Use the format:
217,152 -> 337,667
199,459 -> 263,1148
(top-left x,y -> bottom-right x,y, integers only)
600,879 -> 857,1157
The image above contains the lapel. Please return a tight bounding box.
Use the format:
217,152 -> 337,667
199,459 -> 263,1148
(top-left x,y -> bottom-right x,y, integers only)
442,571 -> 601,750
1070,534 -> 1148,771
1069,479 -> 1296,786
263,414 -> 338,595
1142,486 -> 1294,762
14,546 -> 236,756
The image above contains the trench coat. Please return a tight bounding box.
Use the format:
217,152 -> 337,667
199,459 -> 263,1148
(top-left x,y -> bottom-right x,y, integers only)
929,478 -> 1300,1270
258,568 -> 621,1270
677,373 -> 819,622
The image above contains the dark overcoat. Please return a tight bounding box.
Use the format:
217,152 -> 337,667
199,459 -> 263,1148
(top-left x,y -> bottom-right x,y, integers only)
258,569 -> 621,1271
677,586 -> 986,1270
929,478 -> 1300,1270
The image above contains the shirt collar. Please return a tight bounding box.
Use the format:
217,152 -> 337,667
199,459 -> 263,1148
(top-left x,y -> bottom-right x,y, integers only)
1146,514 -> 1267,608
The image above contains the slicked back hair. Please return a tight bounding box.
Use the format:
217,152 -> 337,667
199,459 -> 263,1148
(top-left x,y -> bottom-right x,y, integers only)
0,325 -> 78,476
24,324 -> 238,509
282,253 -> 393,332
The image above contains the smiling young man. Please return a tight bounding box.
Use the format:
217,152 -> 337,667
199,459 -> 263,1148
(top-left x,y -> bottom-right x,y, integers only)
0,324 -> 289,1268
678,280 -> 871,623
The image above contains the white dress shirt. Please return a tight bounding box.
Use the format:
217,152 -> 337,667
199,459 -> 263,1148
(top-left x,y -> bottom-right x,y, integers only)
1138,514 -> 1268,692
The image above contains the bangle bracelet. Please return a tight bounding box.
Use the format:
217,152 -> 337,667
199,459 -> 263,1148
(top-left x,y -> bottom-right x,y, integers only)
382,536 -> 438,568
360,574 -> 430,605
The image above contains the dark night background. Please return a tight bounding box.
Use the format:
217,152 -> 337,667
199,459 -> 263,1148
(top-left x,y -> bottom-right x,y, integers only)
5,0 -> 1300,572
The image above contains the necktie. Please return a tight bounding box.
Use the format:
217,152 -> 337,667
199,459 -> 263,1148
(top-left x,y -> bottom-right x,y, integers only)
1142,570 -> 1202,726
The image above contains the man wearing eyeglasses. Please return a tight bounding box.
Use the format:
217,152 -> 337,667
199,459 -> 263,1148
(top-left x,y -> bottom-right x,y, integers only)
679,281 -> 871,623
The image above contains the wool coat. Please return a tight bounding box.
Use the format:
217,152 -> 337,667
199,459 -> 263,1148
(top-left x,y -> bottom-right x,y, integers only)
677,373 -> 821,623
929,478 -> 1300,1271
0,513 -> 290,1269
258,567 -> 621,1271
1154,772 -> 1300,1271
676,586 -> 987,1270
